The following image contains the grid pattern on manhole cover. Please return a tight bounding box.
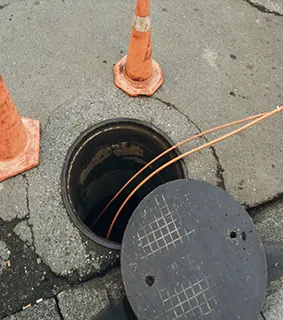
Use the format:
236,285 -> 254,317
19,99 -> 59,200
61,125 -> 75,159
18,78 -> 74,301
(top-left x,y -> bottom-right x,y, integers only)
159,277 -> 217,320
137,194 -> 196,260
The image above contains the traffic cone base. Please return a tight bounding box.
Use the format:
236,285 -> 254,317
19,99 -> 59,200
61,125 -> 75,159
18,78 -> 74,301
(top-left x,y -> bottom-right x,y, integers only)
0,117 -> 40,182
114,55 -> 164,97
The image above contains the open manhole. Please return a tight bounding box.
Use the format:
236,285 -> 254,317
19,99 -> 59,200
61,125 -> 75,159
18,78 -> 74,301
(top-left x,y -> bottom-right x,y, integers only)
61,119 -> 187,250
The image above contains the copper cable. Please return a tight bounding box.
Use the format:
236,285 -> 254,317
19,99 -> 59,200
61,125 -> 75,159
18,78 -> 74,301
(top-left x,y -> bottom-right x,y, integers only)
106,106 -> 282,240
92,111 -> 266,228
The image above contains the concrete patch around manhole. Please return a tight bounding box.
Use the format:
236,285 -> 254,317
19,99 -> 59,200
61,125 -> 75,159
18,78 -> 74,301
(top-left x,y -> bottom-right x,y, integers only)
0,176 -> 28,222
57,278 -> 109,320
26,85 -> 217,277
3,299 -> 61,320
0,240 -> 10,275
102,268 -> 125,304
57,268 -> 126,320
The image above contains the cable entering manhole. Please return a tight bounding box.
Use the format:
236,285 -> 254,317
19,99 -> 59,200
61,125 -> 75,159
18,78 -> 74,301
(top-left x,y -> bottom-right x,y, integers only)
61,119 -> 187,250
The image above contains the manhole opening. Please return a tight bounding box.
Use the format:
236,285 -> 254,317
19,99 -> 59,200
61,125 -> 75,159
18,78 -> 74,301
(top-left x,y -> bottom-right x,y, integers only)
62,119 -> 187,249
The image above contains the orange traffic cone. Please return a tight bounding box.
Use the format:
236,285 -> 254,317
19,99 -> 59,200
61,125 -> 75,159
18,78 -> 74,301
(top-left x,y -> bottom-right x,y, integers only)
0,76 -> 40,182
114,0 -> 164,97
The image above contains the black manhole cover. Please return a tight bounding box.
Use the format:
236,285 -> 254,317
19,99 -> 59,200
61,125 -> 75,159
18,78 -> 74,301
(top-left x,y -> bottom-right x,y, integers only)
121,179 -> 267,320
61,119 -> 187,250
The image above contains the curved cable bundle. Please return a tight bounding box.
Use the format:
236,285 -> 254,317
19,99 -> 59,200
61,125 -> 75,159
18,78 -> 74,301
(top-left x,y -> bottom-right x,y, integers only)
102,106 -> 282,240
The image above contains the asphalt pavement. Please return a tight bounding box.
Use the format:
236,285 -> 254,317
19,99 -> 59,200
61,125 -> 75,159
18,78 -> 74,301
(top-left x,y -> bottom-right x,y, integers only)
0,0 -> 282,319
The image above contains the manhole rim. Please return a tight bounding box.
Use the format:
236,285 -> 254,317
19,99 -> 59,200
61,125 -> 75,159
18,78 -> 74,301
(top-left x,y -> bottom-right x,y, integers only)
61,118 -> 188,251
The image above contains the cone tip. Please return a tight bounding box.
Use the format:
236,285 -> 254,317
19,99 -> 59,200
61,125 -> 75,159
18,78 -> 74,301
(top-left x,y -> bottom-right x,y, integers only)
135,0 -> 150,17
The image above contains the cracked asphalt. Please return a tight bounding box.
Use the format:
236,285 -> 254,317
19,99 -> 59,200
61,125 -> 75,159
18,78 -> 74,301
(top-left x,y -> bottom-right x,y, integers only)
0,0 -> 283,319
246,0 -> 283,16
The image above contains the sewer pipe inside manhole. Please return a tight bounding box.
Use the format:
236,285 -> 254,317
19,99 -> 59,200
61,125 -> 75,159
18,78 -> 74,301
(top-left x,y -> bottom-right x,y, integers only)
61,119 -> 187,250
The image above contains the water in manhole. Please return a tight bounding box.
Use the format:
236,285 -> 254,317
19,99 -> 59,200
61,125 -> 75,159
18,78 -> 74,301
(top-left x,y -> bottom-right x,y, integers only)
61,119 -> 187,250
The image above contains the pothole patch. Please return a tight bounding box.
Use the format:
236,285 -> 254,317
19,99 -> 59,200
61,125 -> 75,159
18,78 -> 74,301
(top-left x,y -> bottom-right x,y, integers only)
26,86 -> 218,276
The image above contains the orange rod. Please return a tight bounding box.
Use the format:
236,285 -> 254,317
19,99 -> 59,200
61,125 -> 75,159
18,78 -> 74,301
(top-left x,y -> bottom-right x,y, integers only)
106,106 -> 282,240
92,111 -> 266,228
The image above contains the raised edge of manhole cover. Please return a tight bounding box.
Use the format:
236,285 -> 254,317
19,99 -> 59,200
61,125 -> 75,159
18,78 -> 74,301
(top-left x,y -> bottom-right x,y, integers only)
121,179 -> 267,320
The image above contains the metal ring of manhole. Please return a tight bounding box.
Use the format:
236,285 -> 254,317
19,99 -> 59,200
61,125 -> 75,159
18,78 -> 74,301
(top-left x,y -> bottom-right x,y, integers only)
121,179 -> 267,320
61,119 -> 188,250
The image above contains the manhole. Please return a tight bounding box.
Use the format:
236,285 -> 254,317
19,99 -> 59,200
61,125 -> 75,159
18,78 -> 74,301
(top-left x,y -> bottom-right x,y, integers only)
61,119 -> 187,250
121,179 -> 267,320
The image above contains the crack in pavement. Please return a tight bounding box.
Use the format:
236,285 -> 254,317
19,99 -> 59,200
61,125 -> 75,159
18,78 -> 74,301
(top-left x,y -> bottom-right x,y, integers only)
4,261 -> 120,318
0,0 -> 30,11
0,216 -> 28,230
79,259 -> 120,283
54,296 -> 64,320
23,173 -> 36,250
23,174 -> 30,217
152,97 -> 226,190
248,193 -> 283,215
245,0 -> 283,16
45,103 -> 63,130
208,145 -> 226,190
0,219 -> 70,318
0,4 -> 9,9
260,311 -> 267,319
0,217 -> 69,285
2,206 -> 120,287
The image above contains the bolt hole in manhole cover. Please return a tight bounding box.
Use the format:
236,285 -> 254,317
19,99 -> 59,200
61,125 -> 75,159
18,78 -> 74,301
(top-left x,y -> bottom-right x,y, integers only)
61,119 -> 187,250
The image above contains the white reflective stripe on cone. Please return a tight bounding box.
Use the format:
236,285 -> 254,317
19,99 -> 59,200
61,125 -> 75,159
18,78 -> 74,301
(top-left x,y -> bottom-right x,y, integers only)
132,15 -> 150,32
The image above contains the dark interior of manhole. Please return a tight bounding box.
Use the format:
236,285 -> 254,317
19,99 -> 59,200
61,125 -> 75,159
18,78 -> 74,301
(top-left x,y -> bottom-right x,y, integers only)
62,119 -> 187,248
